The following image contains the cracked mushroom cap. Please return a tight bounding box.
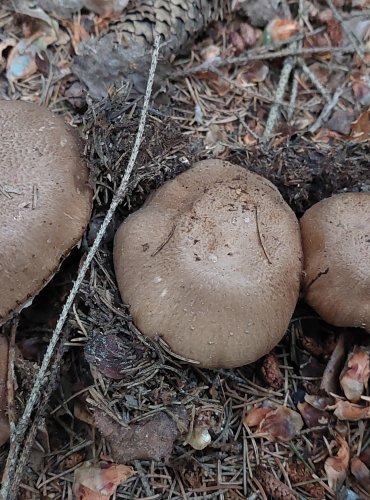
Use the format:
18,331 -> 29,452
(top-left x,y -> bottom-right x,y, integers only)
0,100 -> 92,325
300,192 -> 370,332
113,160 -> 302,368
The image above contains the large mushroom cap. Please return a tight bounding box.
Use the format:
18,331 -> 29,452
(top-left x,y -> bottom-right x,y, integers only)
300,193 -> 370,332
113,160 -> 302,368
0,100 -> 92,325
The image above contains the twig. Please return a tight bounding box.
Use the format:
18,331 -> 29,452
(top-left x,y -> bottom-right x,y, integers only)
309,87 -> 343,133
287,71 -> 299,121
176,46 -> 360,77
0,35 -> 162,500
263,56 -> 296,141
299,59 -> 331,102
326,0 -> 366,60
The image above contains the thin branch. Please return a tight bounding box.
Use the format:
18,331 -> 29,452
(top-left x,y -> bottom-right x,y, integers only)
176,46 -> 360,77
299,59 -> 331,102
263,56 -> 296,141
326,0 -> 366,60
309,87 -> 343,133
0,35 -> 162,500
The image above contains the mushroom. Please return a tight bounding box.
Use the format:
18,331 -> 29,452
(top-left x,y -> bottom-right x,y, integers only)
0,100 -> 92,325
113,160 -> 302,368
300,193 -> 370,332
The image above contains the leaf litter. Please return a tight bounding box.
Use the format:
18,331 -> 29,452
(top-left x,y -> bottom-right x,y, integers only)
0,0 -> 370,498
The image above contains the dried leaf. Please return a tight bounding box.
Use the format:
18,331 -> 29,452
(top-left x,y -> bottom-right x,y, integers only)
297,401 -> 330,429
326,110 -> 356,136
349,110 -> 370,142
340,346 -> 370,402
326,18 -> 342,46
6,20 -> 58,82
324,434 -> 350,491
244,401 -> 275,427
245,404 -> 303,442
351,457 -> 370,493
328,400 -> 370,421
236,62 -> 269,84
265,19 -> 301,45
288,462 -> 326,498
73,461 -> 135,500
352,80 -> 370,106
260,351 -> 283,388
255,465 -> 298,500
94,407 -> 189,463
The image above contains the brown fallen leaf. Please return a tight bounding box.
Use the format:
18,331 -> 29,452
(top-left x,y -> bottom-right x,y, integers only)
324,434 -> 350,491
265,19 -> 301,45
351,457 -> 370,494
288,462 -> 326,499
328,400 -> 370,421
349,109 -> 370,142
260,351 -> 283,389
73,461 -> 135,500
244,404 -> 303,442
244,401 -> 275,427
340,346 -> 370,402
360,447 -> 370,467
94,407 -> 189,463
255,465 -> 298,500
297,401 -> 330,429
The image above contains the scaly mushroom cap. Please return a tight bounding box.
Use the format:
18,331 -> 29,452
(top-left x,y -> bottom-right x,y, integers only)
301,192 -> 370,332
114,160 -> 302,368
0,100 -> 92,325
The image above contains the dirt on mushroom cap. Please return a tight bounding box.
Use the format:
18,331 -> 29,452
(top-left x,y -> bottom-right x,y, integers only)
0,100 -> 92,325
301,192 -> 370,332
114,160 -> 303,369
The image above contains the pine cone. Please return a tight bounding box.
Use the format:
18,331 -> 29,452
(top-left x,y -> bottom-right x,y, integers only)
73,0 -> 222,98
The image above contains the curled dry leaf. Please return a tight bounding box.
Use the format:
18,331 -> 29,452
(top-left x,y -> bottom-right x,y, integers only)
350,457 -> 370,494
244,401 -> 275,427
288,462 -> 326,499
328,400 -> 370,421
6,18 -> 58,82
236,62 -> 269,85
244,403 -> 303,442
0,335 -> 10,446
73,461 -> 135,500
94,407 -> 189,463
255,465 -> 298,500
297,401 -> 330,429
265,19 -> 301,45
260,351 -> 283,388
324,434 -> 350,491
340,346 -> 370,402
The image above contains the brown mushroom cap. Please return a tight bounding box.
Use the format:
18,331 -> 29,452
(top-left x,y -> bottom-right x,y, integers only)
113,160 -> 302,368
0,100 -> 92,325
300,192 -> 370,332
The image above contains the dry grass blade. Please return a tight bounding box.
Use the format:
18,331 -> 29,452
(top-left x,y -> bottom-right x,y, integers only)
0,35 -> 162,500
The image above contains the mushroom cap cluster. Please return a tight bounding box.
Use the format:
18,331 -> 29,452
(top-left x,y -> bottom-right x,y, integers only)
0,100 -> 92,325
300,192 -> 370,332
114,160 -> 303,368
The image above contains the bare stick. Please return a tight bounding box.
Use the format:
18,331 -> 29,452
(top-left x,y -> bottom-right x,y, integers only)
0,35 -> 162,500
177,46 -> 359,77
309,86 -> 343,133
326,0 -> 365,60
262,56 -> 296,141
299,59 -> 331,102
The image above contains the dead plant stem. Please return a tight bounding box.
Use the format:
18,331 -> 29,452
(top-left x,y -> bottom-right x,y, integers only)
0,35 -> 162,500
